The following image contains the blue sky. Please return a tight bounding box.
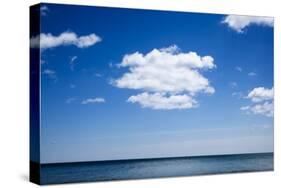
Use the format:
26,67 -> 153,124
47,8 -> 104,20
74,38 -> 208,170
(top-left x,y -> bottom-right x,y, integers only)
34,3 -> 273,163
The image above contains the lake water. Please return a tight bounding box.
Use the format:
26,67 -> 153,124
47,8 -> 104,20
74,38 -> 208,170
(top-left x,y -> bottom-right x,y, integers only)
40,153 -> 273,184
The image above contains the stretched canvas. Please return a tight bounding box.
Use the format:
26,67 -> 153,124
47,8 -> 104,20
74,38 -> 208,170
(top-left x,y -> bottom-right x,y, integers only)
30,3 -> 274,185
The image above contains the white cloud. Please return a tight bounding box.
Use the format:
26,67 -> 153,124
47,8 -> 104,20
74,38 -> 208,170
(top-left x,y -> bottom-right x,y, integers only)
81,97 -> 105,104
248,72 -> 257,77
247,87 -> 274,103
113,45 -> 216,110
30,31 -> 102,50
42,69 -> 57,79
235,66 -> 242,72
128,92 -> 198,110
241,87 -> 274,117
241,101 -> 273,117
222,15 -> 273,33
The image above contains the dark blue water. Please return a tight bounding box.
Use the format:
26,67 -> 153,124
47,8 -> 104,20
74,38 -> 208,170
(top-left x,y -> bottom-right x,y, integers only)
40,153 -> 273,184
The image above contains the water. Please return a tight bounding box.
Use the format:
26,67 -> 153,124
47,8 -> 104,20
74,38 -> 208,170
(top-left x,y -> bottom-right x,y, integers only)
40,153 -> 273,184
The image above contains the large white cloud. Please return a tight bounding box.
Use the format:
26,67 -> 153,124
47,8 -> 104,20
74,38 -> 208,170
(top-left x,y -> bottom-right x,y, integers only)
222,15 -> 273,33
30,31 -> 102,50
241,87 -> 274,117
113,45 -> 216,110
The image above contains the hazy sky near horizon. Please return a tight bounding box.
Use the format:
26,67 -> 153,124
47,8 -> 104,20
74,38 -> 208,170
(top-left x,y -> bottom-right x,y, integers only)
34,4 -> 273,163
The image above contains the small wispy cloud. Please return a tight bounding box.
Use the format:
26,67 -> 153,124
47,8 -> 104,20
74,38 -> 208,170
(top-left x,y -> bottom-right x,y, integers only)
235,66 -> 242,72
94,73 -> 102,77
70,84 -> 76,89
40,59 -> 47,65
229,82 -> 238,88
232,91 -> 243,99
81,97 -> 106,104
66,97 -> 76,104
40,5 -> 49,16
248,72 -> 257,77
109,62 -> 114,68
42,69 -> 57,80
30,31 -> 102,50
69,56 -> 78,71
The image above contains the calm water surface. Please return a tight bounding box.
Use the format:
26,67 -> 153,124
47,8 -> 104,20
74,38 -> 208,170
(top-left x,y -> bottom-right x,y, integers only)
41,153 -> 273,184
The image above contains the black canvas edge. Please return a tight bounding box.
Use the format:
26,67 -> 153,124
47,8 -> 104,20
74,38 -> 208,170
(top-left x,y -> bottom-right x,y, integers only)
30,3 -> 41,185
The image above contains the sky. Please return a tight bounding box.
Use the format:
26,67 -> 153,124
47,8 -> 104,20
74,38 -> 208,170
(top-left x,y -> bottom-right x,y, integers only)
32,3 -> 274,163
